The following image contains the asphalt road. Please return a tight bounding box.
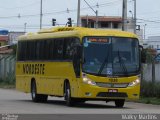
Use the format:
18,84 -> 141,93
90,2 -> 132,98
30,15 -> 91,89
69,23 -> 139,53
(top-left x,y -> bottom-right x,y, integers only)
0,88 -> 160,115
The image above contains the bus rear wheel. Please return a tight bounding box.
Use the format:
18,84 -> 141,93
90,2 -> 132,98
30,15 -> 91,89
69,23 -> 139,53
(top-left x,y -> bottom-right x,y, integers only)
115,99 -> 125,108
64,82 -> 74,106
31,81 -> 48,102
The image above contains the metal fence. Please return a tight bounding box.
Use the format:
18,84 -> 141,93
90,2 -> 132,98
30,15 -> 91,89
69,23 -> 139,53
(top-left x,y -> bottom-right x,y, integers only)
0,54 -> 16,82
142,63 -> 160,82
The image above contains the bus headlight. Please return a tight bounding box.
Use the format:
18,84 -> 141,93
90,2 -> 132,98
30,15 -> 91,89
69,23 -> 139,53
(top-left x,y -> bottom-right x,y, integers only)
128,78 -> 140,87
83,77 -> 96,86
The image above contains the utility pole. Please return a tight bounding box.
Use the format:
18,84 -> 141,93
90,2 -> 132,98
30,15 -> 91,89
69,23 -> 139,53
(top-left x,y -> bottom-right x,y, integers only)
134,0 -> 136,34
84,0 -> 98,29
77,0 -> 81,27
86,15 -> 88,27
143,24 -> 147,40
95,10 -> 98,29
122,0 -> 127,31
40,0 -> 43,29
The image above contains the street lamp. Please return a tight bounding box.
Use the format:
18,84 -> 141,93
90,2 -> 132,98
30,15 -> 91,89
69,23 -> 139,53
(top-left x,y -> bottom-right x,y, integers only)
133,0 -> 136,34
129,10 -> 133,19
129,10 -> 134,32
40,0 -> 43,29
144,24 -> 147,40
24,23 -> 27,33
77,0 -> 81,27
129,0 -> 136,34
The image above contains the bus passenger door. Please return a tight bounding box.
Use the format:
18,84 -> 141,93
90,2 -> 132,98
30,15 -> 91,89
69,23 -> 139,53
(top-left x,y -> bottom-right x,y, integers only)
72,45 -> 81,97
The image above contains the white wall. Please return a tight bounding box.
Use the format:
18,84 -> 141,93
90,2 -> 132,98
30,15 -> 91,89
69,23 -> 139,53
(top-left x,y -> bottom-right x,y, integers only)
143,36 -> 160,50
143,63 -> 160,82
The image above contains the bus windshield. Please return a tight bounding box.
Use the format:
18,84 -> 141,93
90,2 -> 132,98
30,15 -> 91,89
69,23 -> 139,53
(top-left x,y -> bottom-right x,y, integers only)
82,37 -> 140,77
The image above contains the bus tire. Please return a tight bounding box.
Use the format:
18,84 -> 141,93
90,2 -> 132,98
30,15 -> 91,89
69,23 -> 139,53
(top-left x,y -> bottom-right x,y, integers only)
115,99 -> 125,108
64,82 -> 74,106
31,81 -> 48,103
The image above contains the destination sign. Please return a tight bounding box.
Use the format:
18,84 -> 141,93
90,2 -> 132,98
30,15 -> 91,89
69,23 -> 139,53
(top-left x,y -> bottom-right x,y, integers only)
88,38 -> 109,43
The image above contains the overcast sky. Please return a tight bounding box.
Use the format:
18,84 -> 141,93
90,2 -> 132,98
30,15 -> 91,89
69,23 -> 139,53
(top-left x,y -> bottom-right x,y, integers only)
0,0 -> 160,38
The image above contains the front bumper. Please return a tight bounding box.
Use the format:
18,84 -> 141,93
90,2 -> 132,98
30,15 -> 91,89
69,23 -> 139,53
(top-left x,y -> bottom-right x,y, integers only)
76,83 -> 140,100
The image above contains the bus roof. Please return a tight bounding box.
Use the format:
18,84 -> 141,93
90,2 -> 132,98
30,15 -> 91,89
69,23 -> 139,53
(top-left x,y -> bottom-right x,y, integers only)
18,27 -> 138,41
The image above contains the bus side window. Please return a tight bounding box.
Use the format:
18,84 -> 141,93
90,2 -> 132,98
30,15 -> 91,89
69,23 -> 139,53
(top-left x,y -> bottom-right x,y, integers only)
54,39 -> 64,60
28,41 -> 34,60
39,40 -> 44,60
17,42 -> 23,61
36,41 -> 40,60
32,41 -> 36,60
72,38 -> 81,77
64,38 -> 78,60
63,38 -> 80,77
64,38 -> 72,60
46,39 -> 51,60
24,42 -> 27,60
23,41 -> 27,61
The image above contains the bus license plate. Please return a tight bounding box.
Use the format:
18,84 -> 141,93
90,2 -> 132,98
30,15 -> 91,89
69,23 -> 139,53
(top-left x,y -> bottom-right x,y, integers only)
108,89 -> 118,92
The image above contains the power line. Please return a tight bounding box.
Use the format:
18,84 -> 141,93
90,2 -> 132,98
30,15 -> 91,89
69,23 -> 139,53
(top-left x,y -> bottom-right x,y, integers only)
0,23 -> 69,29
0,0 -> 159,36
0,0 -> 121,19
137,18 -> 160,23
146,33 -> 160,36
146,26 -> 160,29
0,0 -> 40,10
138,10 -> 160,16
0,0 -> 159,24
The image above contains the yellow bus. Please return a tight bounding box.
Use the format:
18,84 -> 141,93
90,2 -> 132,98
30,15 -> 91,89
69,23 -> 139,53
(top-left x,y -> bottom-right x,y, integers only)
16,27 -> 141,107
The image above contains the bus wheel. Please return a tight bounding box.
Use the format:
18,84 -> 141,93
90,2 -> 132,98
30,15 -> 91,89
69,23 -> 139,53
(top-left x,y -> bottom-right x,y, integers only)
115,99 -> 125,108
31,81 -> 48,102
64,82 -> 74,106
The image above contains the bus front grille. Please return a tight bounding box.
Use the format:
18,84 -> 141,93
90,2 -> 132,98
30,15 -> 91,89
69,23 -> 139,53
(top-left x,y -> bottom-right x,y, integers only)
96,82 -> 128,88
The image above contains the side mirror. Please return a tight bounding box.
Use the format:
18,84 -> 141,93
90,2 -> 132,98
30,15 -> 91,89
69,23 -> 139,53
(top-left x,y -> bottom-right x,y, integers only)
139,45 -> 146,63
139,45 -> 143,51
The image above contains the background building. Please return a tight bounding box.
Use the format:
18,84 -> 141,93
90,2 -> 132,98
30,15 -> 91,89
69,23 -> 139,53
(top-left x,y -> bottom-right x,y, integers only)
81,16 -> 143,44
0,31 -> 25,54
0,30 -> 9,46
8,31 -> 25,45
143,36 -> 160,53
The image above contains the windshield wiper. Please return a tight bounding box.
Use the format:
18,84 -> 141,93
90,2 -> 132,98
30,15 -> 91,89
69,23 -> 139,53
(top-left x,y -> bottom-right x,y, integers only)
98,49 -> 110,75
117,50 -> 128,76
